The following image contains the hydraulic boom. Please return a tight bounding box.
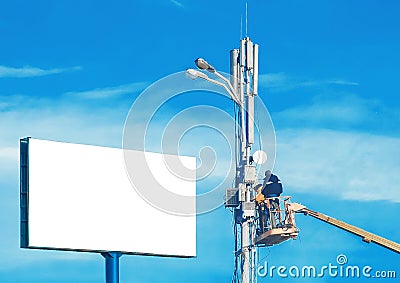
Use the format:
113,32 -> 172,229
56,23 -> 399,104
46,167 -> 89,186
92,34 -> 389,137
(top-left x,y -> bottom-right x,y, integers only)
291,203 -> 400,254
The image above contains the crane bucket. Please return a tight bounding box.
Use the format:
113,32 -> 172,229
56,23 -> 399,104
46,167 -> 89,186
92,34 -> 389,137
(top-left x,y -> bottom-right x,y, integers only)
254,196 -> 300,246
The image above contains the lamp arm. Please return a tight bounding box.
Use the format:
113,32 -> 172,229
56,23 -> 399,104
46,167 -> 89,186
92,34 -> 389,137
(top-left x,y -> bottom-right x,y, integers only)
212,71 -> 236,95
202,76 -> 242,106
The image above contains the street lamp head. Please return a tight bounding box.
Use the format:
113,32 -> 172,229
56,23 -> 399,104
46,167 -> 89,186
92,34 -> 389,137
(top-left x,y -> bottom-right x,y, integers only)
185,68 -> 209,80
185,69 -> 199,80
195,58 -> 215,72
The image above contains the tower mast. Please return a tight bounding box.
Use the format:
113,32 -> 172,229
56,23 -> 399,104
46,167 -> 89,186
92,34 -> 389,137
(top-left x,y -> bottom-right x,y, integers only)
230,37 -> 259,283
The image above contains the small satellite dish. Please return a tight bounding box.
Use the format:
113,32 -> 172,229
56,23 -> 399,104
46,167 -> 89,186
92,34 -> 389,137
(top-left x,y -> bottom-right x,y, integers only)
252,150 -> 267,165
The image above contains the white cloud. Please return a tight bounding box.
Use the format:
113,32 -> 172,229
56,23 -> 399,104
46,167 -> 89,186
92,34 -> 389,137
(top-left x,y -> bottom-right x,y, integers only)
0,94 -> 129,157
272,93 -> 400,136
274,128 -> 400,203
0,246 -> 97,271
326,79 -> 359,86
65,82 -> 148,99
0,146 -> 18,167
274,94 -> 377,126
0,146 -> 17,160
0,146 -> 18,186
170,0 -> 184,8
259,72 -> 358,91
269,93 -> 399,203
0,65 -> 81,78
258,72 -> 287,88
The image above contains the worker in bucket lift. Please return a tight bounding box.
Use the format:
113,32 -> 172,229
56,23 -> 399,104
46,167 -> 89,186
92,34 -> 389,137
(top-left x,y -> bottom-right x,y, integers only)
255,170 -> 283,230
262,170 -> 283,199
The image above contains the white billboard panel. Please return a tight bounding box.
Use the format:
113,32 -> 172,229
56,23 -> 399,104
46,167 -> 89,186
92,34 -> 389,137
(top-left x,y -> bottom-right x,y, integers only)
20,138 -> 196,257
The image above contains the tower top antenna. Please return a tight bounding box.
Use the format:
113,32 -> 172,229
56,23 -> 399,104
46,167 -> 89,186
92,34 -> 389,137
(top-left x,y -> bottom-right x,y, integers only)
245,0 -> 248,37
240,14 -> 243,39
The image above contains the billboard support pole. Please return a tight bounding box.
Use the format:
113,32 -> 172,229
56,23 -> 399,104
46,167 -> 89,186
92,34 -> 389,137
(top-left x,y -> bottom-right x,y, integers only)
102,252 -> 122,283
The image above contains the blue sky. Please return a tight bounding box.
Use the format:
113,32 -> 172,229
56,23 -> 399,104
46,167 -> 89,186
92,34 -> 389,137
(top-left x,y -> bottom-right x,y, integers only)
0,0 -> 400,282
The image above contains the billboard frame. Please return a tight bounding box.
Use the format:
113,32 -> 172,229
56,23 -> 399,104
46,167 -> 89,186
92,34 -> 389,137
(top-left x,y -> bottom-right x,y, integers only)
19,137 -> 196,258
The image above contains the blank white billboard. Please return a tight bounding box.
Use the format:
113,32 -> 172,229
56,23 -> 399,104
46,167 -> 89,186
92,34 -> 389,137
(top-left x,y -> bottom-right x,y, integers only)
20,138 -> 196,257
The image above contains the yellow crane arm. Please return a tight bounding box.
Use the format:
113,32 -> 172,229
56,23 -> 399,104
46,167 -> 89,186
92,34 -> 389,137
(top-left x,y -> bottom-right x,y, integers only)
290,203 -> 400,254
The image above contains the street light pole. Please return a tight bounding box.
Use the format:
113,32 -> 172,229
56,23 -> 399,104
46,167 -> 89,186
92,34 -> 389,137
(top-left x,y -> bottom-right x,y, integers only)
187,37 -> 259,283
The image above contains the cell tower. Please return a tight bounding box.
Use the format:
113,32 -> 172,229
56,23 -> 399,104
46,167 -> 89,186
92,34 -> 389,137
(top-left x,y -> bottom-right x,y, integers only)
188,35 -> 300,283
228,37 -> 259,283
224,36 -> 301,283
